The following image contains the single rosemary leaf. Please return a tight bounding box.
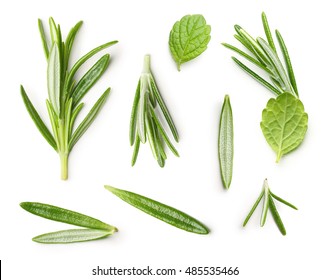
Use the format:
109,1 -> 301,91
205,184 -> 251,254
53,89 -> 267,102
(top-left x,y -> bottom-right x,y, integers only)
105,186 -> 209,235
20,86 -> 57,150
129,79 -> 141,146
69,103 -> 84,137
71,54 -> 110,106
20,202 -> 117,231
260,180 -> 270,226
270,191 -> 298,210
261,12 -> 276,53
275,30 -> 299,96
131,135 -> 141,166
218,95 -> 234,189
32,229 -> 114,244
69,88 -> 110,151
243,189 -> 265,227
64,21 -> 83,68
231,57 -> 281,95
47,43 -> 61,115
268,195 -> 286,235
38,19 -> 49,59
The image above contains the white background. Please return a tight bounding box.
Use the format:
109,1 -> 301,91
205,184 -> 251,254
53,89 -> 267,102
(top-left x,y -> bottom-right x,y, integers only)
0,0 -> 328,279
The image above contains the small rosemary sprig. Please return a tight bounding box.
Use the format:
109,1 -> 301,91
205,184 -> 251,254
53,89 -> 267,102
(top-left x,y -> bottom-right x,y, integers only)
129,55 -> 179,167
243,179 -> 298,235
21,18 -> 117,180
222,12 -> 298,98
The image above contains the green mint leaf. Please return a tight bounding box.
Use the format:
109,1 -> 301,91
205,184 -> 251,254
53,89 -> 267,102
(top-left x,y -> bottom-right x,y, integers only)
169,14 -> 211,71
260,93 -> 308,162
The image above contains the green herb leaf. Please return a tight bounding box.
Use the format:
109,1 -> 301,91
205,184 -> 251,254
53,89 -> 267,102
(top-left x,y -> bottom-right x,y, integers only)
47,43 -> 61,115
69,88 -> 110,151
218,95 -> 234,189
38,19 -> 49,59
105,185 -> 209,235
20,202 -> 116,231
260,93 -> 308,162
260,180 -> 270,226
268,195 -> 286,235
71,54 -> 110,106
20,86 -> 57,150
243,188 -> 264,227
169,14 -> 211,71
32,229 -> 114,244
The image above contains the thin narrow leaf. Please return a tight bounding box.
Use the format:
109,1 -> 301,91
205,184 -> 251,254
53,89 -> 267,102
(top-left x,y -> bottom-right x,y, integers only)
232,57 -> 281,95
270,191 -> 298,210
275,30 -> 299,96
20,202 -> 116,231
222,43 -> 271,74
20,86 -> 57,151
150,78 -> 179,142
71,54 -> 110,106
129,79 -> 141,146
66,40 -> 118,90
49,17 -> 58,44
218,95 -> 234,189
145,111 -> 158,159
137,81 -> 148,143
64,98 -> 73,144
131,135 -> 141,166
149,107 -> 179,157
38,19 -> 49,59
234,33 -> 255,54
268,195 -> 286,235
69,88 -> 110,151
45,100 -> 60,148
243,189 -> 265,227
47,43 -> 61,115
257,38 -> 294,94
64,21 -> 83,69
32,229 -> 114,244
260,180 -> 270,226
105,186 -> 209,235
261,12 -> 276,53
69,103 -> 84,138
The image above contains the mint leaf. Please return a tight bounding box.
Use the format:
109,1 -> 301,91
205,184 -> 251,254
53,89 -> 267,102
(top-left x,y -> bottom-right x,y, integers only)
169,14 -> 211,71
260,93 -> 308,162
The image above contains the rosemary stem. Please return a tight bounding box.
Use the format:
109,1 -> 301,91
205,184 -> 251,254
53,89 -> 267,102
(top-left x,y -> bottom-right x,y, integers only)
60,152 -> 69,180
143,55 -> 151,73
58,119 -> 69,180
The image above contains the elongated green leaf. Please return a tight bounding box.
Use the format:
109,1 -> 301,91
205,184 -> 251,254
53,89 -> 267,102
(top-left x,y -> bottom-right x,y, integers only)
260,93 -> 308,162
131,135 -> 141,166
45,100 -> 60,148
47,43 -> 61,115
71,54 -> 110,106
150,78 -> 179,142
232,57 -> 281,95
243,189 -> 265,227
33,229 -> 113,244
149,107 -> 179,157
20,86 -> 57,150
20,202 -> 116,231
169,14 -> 211,71
38,19 -> 49,59
270,191 -> 298,210
261,12 -> 276,53
137,78 -> 148,143
69,103 -> 84,137
49,17 -> 58,44
222,43 -> 271,74
268,195 -> 286,235
260,180 -> 269,226
69,88 -> 110,151
275,30 -> 299,96
218,95 -> 234,189
129,79 -> 141,146
64,21 -> 83,70
66,40 -> 118,90
105,186 -> 209,234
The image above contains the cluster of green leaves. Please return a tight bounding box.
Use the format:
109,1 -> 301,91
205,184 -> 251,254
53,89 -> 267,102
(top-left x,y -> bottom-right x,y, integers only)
20,202 -> 117,243
243,179 -> 297,235
105,185 -> 209,234
21,18 -> 118,179
129,55 -> 179,167
218,95 -> 234,189
223,12 -> 308,162
169,14 -> 211,71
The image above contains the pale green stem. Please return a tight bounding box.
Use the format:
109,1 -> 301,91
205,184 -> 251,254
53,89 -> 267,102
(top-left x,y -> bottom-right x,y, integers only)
143,55 -> 151,73
60,152 -> 68,180
58,119 -> 69,180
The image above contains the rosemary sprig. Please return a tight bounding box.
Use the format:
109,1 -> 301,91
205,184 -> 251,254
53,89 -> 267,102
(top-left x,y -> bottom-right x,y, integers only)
222,12 -> 298,98
21,18 -> 118,179
243,179 -> 297,235
129,55 -> 179,167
